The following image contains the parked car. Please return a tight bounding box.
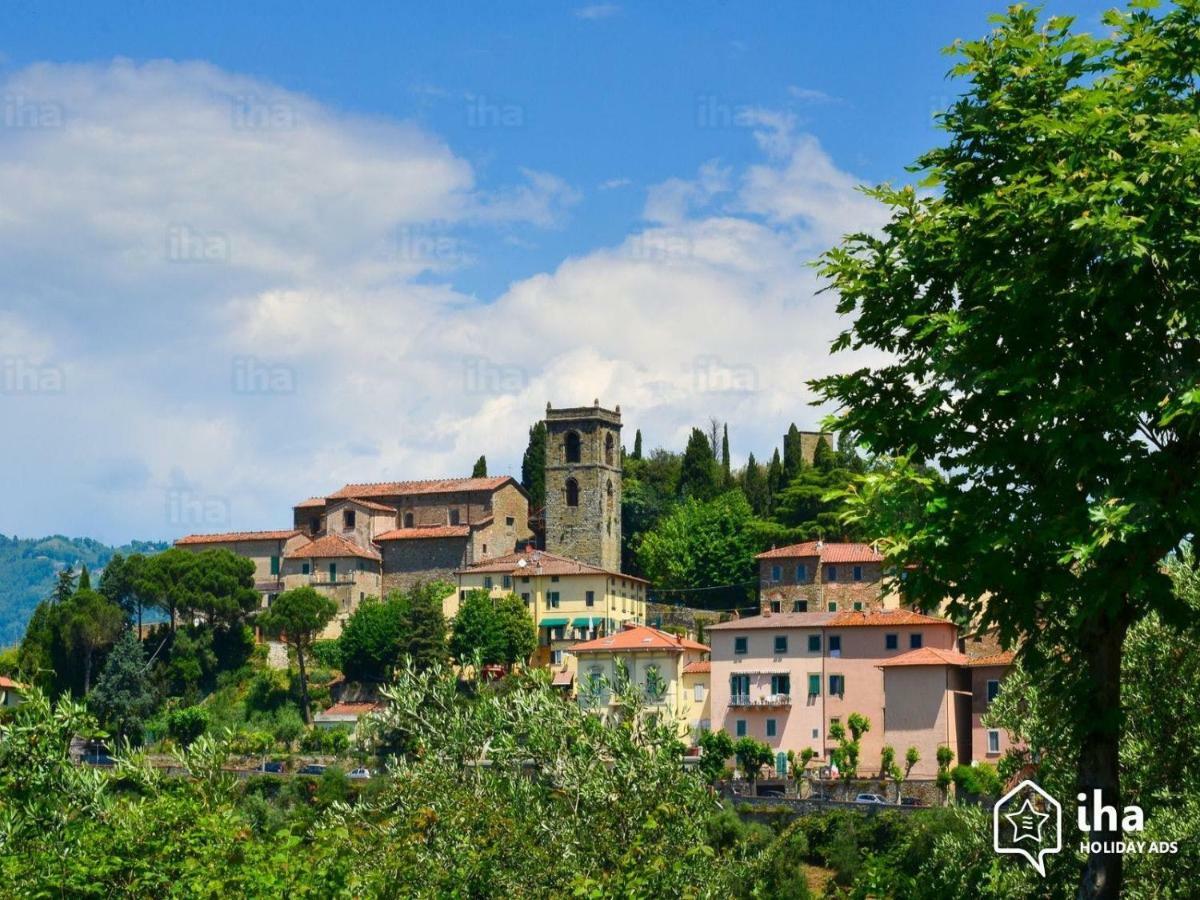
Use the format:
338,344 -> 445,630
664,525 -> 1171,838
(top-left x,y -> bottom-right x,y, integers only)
297,764 -> 327,776
854,793 -> 889,805
900,797 -> 926,807
257,761 -> 285,774
81,752 -> 116,767
348,767 -> 372,780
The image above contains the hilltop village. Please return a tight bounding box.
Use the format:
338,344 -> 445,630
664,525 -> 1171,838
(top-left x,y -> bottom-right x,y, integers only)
175,401 -> 1015,778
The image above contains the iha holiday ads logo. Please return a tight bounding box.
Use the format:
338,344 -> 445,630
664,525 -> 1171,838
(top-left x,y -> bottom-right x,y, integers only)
993,780 -> 1178,876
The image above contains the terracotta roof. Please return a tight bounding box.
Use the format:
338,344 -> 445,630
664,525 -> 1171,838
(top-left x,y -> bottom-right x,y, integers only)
176,529 -> 300,545
827,608 -> 952,627
375,525 -> 471,541
315,701 -> 384,719
0,676 -> 25,690
284,533 -> 381,562
708,612 -> 837,631
293,497 -> 326,509
552,670 -> 574,687
327,476 -> 516,500
327,497 -> 397,513
456,547 -> 649,584
877,647 -> 970,668
757,541 -> 884,563
682,660 -> 711,674
965,651 -> 1016,668
572,625 -> 709,654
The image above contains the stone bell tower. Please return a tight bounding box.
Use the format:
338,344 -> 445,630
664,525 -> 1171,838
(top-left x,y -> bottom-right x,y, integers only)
543,400 -> 622,571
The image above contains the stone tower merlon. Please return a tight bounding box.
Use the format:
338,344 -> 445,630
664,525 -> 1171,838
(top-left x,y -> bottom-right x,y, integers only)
543,401 -> 623,572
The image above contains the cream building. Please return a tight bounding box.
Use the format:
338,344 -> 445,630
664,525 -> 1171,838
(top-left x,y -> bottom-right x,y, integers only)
571,624 -> 710,739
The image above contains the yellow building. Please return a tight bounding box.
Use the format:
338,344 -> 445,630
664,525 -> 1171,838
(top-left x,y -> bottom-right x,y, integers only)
453,548 -> 648,671
571,625 -> 711,741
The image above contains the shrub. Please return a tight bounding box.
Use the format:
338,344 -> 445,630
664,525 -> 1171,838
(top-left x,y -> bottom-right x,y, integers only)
165,706 -> 208,748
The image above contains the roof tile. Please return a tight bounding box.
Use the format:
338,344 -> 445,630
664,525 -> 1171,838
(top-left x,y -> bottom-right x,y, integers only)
327,476 -> 515,500
176,530 -> 300,545
757,541 -> 884,563
573,625 -> 709,654
284,533 -> 381,562
877,647 -> 970,668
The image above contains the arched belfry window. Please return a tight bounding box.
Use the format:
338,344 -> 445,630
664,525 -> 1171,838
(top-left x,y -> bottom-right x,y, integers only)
604,433 -> 614,466
566,477 -> 580,507
565,431 -> 581,463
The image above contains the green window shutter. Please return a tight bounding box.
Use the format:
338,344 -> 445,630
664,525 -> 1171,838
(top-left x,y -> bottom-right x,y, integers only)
808,673 -> 820,695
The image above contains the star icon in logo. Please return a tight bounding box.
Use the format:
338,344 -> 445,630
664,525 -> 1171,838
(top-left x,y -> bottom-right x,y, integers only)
1004,797 -> 1050,844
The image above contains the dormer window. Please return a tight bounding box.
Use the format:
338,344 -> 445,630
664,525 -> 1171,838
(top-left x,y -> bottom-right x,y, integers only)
343,510 -> 356,530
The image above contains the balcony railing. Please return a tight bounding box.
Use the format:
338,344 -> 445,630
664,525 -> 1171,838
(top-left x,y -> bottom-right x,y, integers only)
728,694 -> 792,708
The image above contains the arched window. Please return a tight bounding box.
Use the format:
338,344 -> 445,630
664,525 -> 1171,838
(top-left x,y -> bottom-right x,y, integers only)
566,477 -> 580,507
403,512 -> 414,528
604,432 -> 614,466
565,430 -> 581,463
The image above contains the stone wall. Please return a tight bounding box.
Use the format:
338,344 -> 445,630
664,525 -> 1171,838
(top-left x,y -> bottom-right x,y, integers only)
646,602 -> 724,640
759,559 -> 889,614
379,536 -> 469,595
544,404 -> 622,571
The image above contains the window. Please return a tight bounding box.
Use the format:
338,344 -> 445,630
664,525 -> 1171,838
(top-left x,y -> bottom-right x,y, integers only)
343,510 -> 356,530
987,679 -> 1000,703
827,601 -> 837,612
551,575 -> 560,582
795,564 -> 807,581
565,431 -> 581,463
807,634 -> 821,652
605,433 -> 615,465
502,575 -> 512,589
521,592 -> 530,604
770,674 -> 790,695
770,600 -> 781,613
853,601 -> 863,611
521,576 -> 530,584
505,515 -> 515,526
825,565 -> 837,582
853,565 -> 863,581
774,635 -> 788,655
885,633 -> 898,650
987,730 -> 1001,754
585,590 -> 595,607
910,633 -> 923,649
404,512 -> 414,528
734,636 -> 748,655
270,555 -> 280,575
735,720 -> 747,737
482,544 -> 487,555
448,509 -> 460,525
771,565 -> 782,582
548,591 -> 561,608
606,479 -> 614,512
829,674 -> 845,696
730,674 -> 750,698
694,683 -> 705,702
551,649 -> 564,665
483,576 -> 493,590
807,673 -> 820,696
812,728 -> 820,740
301,562 -> 310,575
793,600 -> 808,613
766,719 -> 777,738
328,563 -> 337,581
828,635 -> 841,655
565,478 -> 579,507
310,517 -> 320,535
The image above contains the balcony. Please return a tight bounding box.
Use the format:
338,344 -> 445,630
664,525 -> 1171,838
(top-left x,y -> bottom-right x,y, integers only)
728,694 -> 792,708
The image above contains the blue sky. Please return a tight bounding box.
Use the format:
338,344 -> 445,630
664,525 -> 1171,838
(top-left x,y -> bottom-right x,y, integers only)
0,1 -> 1108,542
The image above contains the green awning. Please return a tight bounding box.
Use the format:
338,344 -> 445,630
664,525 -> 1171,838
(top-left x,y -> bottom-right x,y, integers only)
572,616 -> 601,627
539,617 -> 569,627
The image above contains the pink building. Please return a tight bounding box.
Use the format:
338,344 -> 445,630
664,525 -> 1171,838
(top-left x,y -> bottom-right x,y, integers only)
709,609 -> 1005,778
967,651 -> 1017,763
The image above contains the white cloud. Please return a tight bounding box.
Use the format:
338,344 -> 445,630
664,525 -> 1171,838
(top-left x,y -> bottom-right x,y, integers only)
575,4 -> 621,20
0,62 -> 886,543
787,86 -> 837,104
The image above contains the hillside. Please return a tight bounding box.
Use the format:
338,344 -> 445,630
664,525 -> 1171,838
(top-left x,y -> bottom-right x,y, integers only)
0,534 -> 167,646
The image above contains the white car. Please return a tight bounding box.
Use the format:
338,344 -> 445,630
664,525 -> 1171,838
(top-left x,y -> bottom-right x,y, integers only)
348,767 -> 372,780
854,793 -> 889,805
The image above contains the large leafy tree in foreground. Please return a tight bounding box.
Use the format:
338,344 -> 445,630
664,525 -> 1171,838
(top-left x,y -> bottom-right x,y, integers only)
812,4 -> 1200,897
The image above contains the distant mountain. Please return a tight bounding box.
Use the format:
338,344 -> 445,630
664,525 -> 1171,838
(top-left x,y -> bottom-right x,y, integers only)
0,534 -> 168,646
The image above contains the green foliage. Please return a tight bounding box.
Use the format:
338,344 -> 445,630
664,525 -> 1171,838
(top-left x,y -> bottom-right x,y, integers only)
260,587 -> 337,724
810,3 -> 1200,890
732,735 -> 773,782
471,454 -> 487,478
520,420 -> 547,511
950,763 -> 1002,799
448,590 -> 535,667
697,728 -> 735,783
88,629 -> 155,744
309,639 -> 342,670
165,705 -> 209,748
678,427 -> 721,501
621,448 -> 682,575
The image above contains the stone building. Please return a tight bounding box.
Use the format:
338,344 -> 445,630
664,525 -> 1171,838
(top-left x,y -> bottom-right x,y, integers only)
756,541 -> 898,615
543,401 -> 622,572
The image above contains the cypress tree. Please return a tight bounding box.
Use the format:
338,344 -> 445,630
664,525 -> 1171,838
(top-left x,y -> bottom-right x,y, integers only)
721,425 -> 731,484
520,422 -> 547,510
631,429 -> 643,460
472,455 -> 488,477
